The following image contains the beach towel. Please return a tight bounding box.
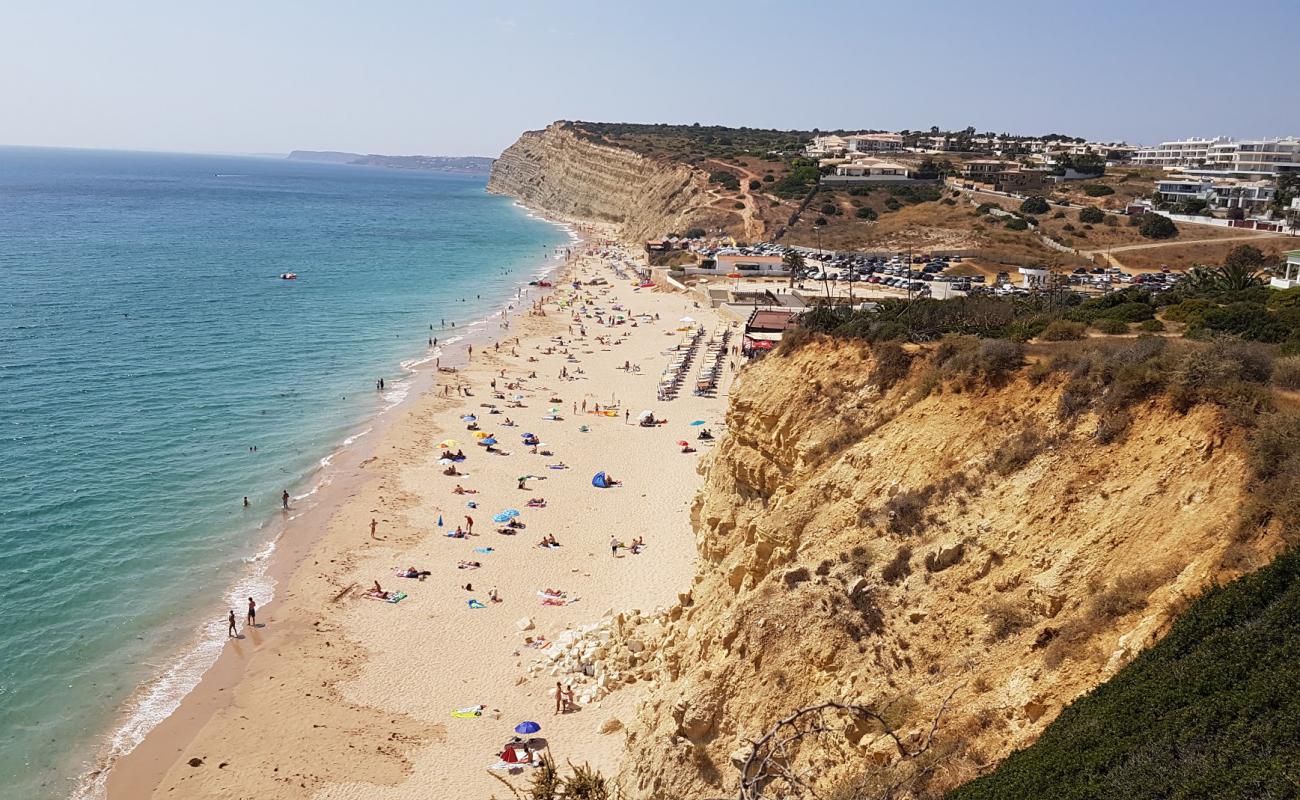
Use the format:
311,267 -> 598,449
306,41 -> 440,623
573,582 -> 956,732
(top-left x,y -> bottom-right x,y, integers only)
473,547 -> 494,554
468,599 -> 486,609
366,591 -> 406,603
452,705 -> 485,718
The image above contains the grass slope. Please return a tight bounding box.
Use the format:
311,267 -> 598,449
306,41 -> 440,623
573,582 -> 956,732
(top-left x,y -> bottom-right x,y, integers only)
948,547 -> 1300,800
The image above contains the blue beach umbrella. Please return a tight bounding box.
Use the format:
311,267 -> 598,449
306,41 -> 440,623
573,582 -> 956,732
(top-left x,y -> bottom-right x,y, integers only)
515,721 -> 541,735
461,414 -> 477,422
503,509 -> 520,518
522,432 -> 536,438
437,514 -> 443,527
592,471 -> 610,488
689,420 -> 706,426
480,437 -> 498,446
492,512 -> 512,524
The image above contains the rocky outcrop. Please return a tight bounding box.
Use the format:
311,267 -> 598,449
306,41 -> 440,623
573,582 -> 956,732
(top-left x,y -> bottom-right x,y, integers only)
606,338 -> 1282,799
487,122 -> 737,242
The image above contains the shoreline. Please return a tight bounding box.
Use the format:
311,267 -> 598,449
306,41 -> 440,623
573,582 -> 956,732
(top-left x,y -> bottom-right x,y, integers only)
105,226 -> 735,799
75,205 -> 585,800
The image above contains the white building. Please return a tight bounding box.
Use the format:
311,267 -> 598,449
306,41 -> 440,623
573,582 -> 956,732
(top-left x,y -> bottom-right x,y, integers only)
1155,176 -> 1277,213
805,135 -> 848,158
1270,251 -> 1300,290
1134,136 -> 1300,177
1131,137 -> 1232,168
834,158 -> 911,178
844,133 -> 903,153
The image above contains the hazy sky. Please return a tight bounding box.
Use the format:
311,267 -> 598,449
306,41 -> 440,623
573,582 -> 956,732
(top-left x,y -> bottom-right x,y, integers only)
4,0 -> 1297,156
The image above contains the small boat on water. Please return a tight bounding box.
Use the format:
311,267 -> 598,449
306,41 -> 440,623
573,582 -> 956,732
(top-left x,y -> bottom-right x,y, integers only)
280,272 -> 298,280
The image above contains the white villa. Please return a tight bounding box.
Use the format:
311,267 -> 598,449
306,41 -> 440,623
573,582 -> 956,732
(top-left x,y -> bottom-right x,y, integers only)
1155,176 -> 1277,213
1134,136 -> 1300,178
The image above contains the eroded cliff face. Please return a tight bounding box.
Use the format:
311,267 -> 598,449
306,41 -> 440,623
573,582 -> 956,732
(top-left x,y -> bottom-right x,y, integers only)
608,339 -> 1281,799
487,122 -> 741,242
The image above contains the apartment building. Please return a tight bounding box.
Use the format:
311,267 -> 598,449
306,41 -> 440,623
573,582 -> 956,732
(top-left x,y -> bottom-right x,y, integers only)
1133,136 -> 1300,177
844,133 -> 904,153
1155,176 -> 1277,213
1131,137 -> 1232,168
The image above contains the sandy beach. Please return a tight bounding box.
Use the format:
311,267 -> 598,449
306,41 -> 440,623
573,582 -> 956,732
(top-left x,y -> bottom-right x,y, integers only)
105,233 -> 738,799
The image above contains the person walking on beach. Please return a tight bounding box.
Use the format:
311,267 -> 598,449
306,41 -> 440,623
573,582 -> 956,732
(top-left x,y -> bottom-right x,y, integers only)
465,515 -> 474,534
247,597 -> 257,628
610,536 -> 620,557
370,518 -> 379,540
555,681 -> 564,714
228,610 -> 238,638
281,490 -> 290,510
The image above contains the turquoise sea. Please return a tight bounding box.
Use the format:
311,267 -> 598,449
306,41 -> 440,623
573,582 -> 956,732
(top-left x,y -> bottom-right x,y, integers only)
0,147 -> 569,799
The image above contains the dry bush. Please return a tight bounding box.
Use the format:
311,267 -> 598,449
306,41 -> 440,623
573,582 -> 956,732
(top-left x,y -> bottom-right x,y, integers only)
882,546 -> 913,584
870,341 -> 912,389
1089,571 -> 1161,619
1272,356 -> 1300,390
1094,408 -> 1132,444
885,487 -> 933,535
990,428 -> 1045,475
1040,320 -> 1087,341
983,598 -> 1031,642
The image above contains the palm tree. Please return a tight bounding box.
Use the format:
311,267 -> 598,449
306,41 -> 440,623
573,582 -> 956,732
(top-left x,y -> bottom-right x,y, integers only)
783,250 -> 806,289
1185,263 -> 1265,292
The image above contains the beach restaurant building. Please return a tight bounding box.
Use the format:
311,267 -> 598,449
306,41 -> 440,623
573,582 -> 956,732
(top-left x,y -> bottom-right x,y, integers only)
743,309 -> 799,356
688,250 -> 787,276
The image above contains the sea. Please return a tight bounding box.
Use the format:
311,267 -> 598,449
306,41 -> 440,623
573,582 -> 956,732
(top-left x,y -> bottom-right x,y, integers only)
0,146 -> 571,800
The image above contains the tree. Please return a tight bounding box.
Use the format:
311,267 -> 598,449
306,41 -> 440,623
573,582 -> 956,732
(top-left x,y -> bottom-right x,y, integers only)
855,206 -> 878,221
748,179 -> 761,190
1225,244 -> 1268,271
1139,214 -> 1178,240
1020,196 -> 1051,215
1079,206 -> 1105,224
1083,184 -> 1115,197
1226,207 -> 1246,221
782,250 -> 806,288
684,227 -> 706,239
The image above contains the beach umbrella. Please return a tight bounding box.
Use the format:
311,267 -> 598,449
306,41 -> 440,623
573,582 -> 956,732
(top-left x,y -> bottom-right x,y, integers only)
438,458 -> 455,465
517,474 -> 536,481
492,512 -> 511,524
480,437 -> 498,446
512,394 -> 524,401
474,431 -> 490,439
727,272 -> 742,279
503,509 -> 520,518
461,414 -> 476,421
549,407 -> 559,414
437,514 -> 443,527
439,439 -> 459,448
522,432 -> 536,438
592,471 -> 610,488
679,316 -> 695,323
689,420 -> 706,426
514,721 -> 541,735
677,440 -> 689,446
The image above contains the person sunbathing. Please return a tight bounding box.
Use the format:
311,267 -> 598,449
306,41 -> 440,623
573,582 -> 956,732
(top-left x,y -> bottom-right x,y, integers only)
402,566 -> 430,578
370,581 -> 390,599
681,444 -> 696,453
541,588 -> 565,597
457,560 -> 482,569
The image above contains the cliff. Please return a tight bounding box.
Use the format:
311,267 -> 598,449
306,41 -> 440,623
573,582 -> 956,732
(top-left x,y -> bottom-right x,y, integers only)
487,122 -> 741,242
586,338 -> 1282,799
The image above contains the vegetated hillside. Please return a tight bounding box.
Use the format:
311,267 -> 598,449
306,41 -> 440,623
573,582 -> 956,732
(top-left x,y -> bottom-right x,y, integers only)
614,334 -> 1290,800
948,544 -> 1300,800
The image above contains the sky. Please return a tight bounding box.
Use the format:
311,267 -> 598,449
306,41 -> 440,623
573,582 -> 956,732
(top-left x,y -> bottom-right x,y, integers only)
3,0 -> 1298,157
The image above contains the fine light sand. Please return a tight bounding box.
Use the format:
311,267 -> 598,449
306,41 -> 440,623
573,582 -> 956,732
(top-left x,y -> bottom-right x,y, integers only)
107,239 -> 738,800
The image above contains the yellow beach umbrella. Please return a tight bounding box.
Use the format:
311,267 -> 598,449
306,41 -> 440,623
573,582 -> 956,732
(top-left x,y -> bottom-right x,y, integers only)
438,439 -> 459,448
474,431 -> 491,439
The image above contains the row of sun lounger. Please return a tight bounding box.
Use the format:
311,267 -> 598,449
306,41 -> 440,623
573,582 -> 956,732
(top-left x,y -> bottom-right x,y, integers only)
657,326 -> 705,400
693,327 -> 732,396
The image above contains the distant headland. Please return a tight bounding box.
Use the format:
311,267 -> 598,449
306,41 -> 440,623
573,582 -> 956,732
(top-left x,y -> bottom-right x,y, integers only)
286,150 -> 494,174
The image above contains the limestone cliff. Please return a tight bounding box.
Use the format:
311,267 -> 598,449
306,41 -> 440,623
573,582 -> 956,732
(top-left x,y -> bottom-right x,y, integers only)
487,122 -> 740,242
602,338 -> 1282,799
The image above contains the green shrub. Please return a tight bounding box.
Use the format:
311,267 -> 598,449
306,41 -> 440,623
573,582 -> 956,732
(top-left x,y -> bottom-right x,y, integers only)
1079,206 -> 1105,224
1139,318 -> 1165,332
1020,196 -> 1051,215
732,201 -> 745,209
869,341 -> 911,388
855,206 -> 878,220
883,197 -> 901,211
762,174 -> 774,182
748,179 -> 761,190
1139,213 -> 1178,239
1083,184 -> 1115,197
1004,217 -> 1029,231
1041,320 -> 1087,340
976,202 -> 995,215
1092,318 -> 1128,335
